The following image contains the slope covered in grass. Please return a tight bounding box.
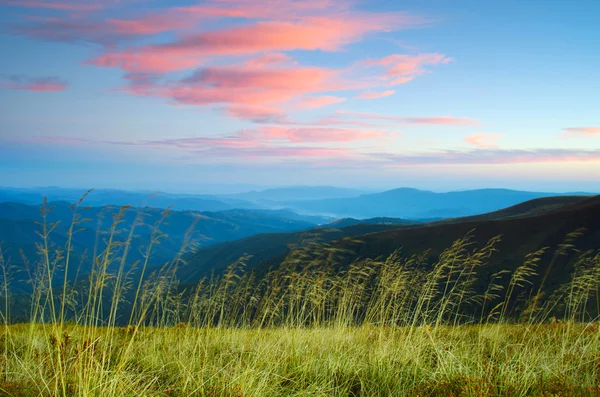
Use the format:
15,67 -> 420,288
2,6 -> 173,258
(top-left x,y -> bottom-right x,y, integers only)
179,195 -> 598,284
3,324 -> 599,396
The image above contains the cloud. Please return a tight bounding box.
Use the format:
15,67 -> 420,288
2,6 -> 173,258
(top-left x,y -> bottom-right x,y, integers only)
563,127 -> 600,137
7,0 -> 447,123
106,13 -> 197,36
88,13 -> 424,73
361,53 -> 452,85
174,0 -> 348,20
108,135 -> 356,159
5,135 -> 91,145
204,146 -> 352,159
1,0 -> 102,11
251,126 -> 388,143
373,149 -> 600,166
244,53 -> 294,68
464,133 -> 503,148
124,64 -> 344,111
226,106 -> 291,123
86,51 -> 201,74
15,17 -> 123,44
335,111 -> 478,125
10,134 -> 600,167
298,96 -> 346,109
355,90 -> 395,100
14,122 -> 390,162
0,75 -> 67,92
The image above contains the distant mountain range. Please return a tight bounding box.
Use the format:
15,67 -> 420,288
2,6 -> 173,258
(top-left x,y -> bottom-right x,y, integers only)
0,187 -> 257,212
223,186 -> 369,203
1,186 -> 594,220
279,188 -> 595,218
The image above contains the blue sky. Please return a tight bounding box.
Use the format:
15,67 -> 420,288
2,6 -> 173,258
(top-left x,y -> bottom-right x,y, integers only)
0,0 -> 599,193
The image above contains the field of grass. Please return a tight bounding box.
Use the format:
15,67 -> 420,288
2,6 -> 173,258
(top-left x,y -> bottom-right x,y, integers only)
0,199 -> 599,396
2,322 -> 600,396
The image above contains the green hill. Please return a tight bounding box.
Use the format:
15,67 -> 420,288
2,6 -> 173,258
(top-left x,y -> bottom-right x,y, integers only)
180,195 -> 600,296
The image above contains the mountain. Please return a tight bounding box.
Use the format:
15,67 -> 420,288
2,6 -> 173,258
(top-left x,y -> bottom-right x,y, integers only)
223,186 -> 369,203
322,217 -> 416,229
0,187 -> 258,212
178,195 -> 599,285
281,188 -> 593,218
0,202 -> 321,292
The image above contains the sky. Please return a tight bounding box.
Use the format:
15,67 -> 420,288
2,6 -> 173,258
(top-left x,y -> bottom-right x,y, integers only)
0,0 -> 599,193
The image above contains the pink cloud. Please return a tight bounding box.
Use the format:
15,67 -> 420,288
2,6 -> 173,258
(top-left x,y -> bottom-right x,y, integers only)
355,90 -> 395,100
16,133 -> 600,167
86,52 -> 201,74
226,106 -> 290,123
229,146 -> 351,159
375,149 -> 600,166
88,12 -> 425,73
244,53 -> 294,68
361,53 -> 452,85
1,0 -> 102,11
563,127 -> 600,137
175,0 -> 346,20
252,126 -> 388,143
125,65 -> 344,111
110,135 -> 356,159
464,133 -> 503,148
107,13 -> 197,36
8,0 -> 447,124
298,96 -> 346,109
336,111 -> 478,125
161,16 -> 404,54
0,75 -> 67,92
310,116 -> 382,128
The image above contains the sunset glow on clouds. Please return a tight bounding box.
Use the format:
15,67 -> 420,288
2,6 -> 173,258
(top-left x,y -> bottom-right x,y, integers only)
0,75 -> 67,91
0,0 -> 599,190
563,127 -> 600,137
355,90 -> 396,100
465,133 -> 503,149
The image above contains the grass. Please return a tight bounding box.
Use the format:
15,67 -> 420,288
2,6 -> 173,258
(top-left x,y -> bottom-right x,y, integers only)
2,323 -> 600,396
0,195 -> 599,396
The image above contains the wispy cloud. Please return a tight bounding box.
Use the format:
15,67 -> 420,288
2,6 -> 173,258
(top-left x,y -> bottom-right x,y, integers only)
374,148 -> 600,166
355,90 -> 395,100
163,64 -> 342,108
8,134 -> 600,167
563,127 -> 600,137
226,106 -> 291,124
360,53 -> 452,85
0,75 -> 67,92
1,0 -> 102,11
464,133 -> 503,148
250,126 -> 389,143
298,96 -> 346,109
335,111 -> 478,125
109,135 -> 357,160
